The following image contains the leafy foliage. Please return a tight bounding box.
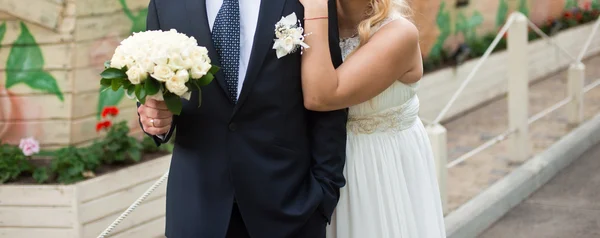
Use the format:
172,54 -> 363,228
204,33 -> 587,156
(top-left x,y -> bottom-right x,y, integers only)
97,121 -> 143,164
50,145 -> 103,184
0,144 -> 33,184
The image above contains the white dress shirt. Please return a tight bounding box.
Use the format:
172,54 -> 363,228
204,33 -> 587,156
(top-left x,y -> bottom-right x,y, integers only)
207,0 -> 261,99
157,0 -> 260,140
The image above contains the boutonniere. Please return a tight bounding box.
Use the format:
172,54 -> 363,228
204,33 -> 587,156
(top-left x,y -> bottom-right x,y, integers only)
273,13 -> 310,59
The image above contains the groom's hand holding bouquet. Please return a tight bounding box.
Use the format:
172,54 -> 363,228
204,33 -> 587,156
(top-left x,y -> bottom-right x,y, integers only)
100,29 -> 219,135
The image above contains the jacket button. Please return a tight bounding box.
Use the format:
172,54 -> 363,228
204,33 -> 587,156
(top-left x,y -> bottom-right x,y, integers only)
228,123 -> 237,131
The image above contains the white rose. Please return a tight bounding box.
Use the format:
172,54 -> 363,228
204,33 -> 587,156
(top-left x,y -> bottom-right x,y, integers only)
175,69 -> 190,83
190,62 -> 210,79
139,57 -> 155,74
165,74 -> 189,96
190,47 -> 209,63
182,58 -> 194,70
168,52 -> 186,71
126,65 -> 148,84
151,64 -> 175,82
110,51 -> 128,69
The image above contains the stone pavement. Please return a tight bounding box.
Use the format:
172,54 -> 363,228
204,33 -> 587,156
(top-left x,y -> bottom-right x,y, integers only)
478,144 -> 600,238
443,54 -> 600,212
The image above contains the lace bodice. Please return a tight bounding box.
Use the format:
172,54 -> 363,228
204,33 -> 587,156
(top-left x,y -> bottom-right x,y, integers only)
340,15 -> 420,134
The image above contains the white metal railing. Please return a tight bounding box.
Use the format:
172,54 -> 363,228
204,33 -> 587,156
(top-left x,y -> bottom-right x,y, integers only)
426,12 -> 600,214
97,12 -> 600,237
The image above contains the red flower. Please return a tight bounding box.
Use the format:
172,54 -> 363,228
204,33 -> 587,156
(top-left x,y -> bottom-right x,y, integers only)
564,11 -> 572,18
584,2 -> 592,10
101,106 -> 119,118
576,12 -> 583,21
95,120 -> 112,132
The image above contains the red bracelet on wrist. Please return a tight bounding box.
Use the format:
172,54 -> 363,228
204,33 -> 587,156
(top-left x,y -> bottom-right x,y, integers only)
304,16 -> 329,20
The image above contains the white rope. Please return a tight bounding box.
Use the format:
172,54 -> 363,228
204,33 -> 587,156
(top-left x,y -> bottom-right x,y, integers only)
584,78 -> 600,93
526,19 -> 577,62
447,128 -> 516,168
577,17 -> 600,62
432,14 -> 517,125
97,170 -> 170,238
528,97 -> 572,124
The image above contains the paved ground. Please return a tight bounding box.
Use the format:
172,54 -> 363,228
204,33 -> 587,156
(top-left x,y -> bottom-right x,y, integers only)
479,144 -> 600,238
444,54 -> 600,212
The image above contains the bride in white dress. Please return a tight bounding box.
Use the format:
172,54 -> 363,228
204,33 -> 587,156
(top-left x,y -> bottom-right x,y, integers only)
300,0 -> 446,237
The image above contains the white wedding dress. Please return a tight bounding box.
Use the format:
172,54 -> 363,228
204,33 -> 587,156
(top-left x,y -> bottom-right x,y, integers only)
326,15 -> 447,238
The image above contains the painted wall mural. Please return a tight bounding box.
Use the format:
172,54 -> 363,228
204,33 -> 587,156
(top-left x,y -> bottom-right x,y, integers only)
5,23 -> 63,101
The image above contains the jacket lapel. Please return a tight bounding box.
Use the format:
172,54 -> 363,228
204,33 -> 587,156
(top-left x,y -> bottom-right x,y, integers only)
184,0 -> 233,103
233,0 -> 287,112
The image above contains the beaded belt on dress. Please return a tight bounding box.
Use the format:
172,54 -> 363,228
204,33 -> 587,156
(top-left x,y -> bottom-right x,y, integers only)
347,96 -> 419,134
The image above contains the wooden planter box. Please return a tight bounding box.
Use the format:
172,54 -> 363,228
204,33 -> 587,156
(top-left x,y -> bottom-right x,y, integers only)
0,155 -> 171,238
418,22 -> 600,122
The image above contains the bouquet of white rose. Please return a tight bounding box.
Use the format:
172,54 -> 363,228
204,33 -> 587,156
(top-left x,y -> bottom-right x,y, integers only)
100,29 -> 219,115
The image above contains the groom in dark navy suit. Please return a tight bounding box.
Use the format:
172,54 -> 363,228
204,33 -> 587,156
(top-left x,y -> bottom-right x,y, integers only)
137,0 -> 347,237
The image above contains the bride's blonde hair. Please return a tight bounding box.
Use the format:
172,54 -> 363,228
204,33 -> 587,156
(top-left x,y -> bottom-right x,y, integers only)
355,0 -> 412,49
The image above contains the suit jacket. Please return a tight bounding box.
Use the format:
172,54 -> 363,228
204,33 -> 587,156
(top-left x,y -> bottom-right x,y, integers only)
145,0 -> 346,237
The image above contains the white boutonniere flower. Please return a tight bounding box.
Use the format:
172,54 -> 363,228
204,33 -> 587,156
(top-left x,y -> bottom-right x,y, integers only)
273,13 -> 310,59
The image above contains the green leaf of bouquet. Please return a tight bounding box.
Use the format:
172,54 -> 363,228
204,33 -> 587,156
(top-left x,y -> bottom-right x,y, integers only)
111,78 -> 124,91
122,79 -> 132,88
163,92 -> 182,115
97,86 -> 124,119
135,84 -> 146,104
144,77 -> 160,95
101,68 -> 127,79
126,84 -> 136,97
209,65 -> 220,75
100,77 -> 112,87
197,73 -> 214,86
5,22 -> 63,101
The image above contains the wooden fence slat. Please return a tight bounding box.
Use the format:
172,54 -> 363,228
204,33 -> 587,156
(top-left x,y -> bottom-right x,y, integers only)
0,227 -> 75,238
81,196 -> 165,238
72,91 -> 137,119
109,216 -> 165,238
79,179 -> 166,224
0,44 -> 72,71
0,70 -> 72,95
0,186 -> 74,206
76,155 -> 170,202
70,107 -> 140,144
77,0 -> 149,17
0,94 -> 72,120
0,207 -> 74,227
0,0 -> 64,30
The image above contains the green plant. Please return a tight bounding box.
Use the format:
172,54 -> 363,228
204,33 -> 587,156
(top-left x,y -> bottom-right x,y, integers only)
496,0 -> 509,27
429,2 -> 452,59
593,0 -> 600,10
98,121 -> 143,164
565,0 -> 579,10
50,145 -> 103,184
518,0 -> 530,17
456,11 -> 484,44
0,144 -> 33,183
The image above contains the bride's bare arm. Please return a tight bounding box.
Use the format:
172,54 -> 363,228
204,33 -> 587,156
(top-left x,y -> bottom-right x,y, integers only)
301,6 -> 422,111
